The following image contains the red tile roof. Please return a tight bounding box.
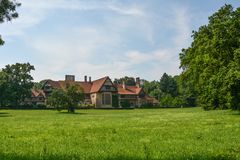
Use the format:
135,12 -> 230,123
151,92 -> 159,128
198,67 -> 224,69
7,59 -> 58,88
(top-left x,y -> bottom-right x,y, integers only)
42,76 -> 144,95
43,76 -> 109,94
90,76 -> 108,93
116,84 -> 143,95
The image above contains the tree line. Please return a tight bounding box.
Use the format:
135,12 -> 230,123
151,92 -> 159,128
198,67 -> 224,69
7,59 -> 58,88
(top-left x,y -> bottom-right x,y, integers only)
0,63 -> 35,107
121,4 -> 240,110
180,4 -> 240,110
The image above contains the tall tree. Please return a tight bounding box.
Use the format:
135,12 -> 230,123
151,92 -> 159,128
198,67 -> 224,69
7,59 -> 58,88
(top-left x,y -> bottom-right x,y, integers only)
0,0 -> 21,45
47,89 -> 68,111
66,84 -> 84,113
2,63 -> 35,106
47,84 -> 84,113
159,73 -> 178,97
0,71 -> 8,107
114,76 -> 136,86
180,4 -> 240,110
143,80 -> 162,100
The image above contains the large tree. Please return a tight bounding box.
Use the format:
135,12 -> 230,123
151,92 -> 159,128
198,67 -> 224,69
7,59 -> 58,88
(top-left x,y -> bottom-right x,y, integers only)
0,71 -> 8,107
180,4 -> 240,110
0,0 -> 21,45
47,84 -> 84,113
1,63 -> 35,106
159,73 -> 178,97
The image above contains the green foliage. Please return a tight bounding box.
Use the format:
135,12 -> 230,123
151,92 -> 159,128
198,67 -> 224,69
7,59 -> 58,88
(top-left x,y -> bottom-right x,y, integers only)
114,76 -> 136,86
47,89 -> 68,111
0,63 -> 35,107
0,71 -> 8,107
159,73 -> 178,97
0,0 -> 21,45
159,94 -> 174,107
0,108 -> 240,159
140,103 -> 153,108
47,84 -> 84,113
120,100 -> 131,108
180,4 -> 240,110
112,94 -> 119,107
66,85 -> 84,112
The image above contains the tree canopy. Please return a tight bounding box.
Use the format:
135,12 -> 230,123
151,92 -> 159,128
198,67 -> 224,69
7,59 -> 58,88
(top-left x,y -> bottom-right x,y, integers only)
47,84 -> 84,113
180,4 -> 240,110
0,0 -> 21,45
0,63 -> 35,107
114,76 -> 136,86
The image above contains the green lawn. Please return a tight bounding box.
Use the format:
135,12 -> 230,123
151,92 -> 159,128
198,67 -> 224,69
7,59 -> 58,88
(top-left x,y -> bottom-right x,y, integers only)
0,108 -> 240,160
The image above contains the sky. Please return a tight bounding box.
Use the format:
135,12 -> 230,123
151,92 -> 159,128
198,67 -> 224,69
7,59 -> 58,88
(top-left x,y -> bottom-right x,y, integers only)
0,0 -> 240,82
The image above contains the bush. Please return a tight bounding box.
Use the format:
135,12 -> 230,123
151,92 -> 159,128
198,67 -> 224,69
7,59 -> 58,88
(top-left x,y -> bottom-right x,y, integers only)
112,94 -> 119,108
35,104 -> 47,109
141,103 -> 154,108
120,100 -> 131,108
160,94 -> 174,107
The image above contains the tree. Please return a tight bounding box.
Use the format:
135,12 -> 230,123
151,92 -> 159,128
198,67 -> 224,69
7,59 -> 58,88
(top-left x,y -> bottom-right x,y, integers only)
0,0 -> 21,45
159,73 -> 178,97
47,89 -> 68,111
114,76 -> 136,86
0,63 -> 35,107
47,84 -> 84,113
179,4 -> 240,110
65,84 -> 84,113
175,75 -> 197,107
0,71 -> 8,107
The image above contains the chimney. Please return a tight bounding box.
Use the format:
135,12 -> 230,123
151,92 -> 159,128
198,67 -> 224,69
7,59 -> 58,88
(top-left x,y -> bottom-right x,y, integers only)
123,81 -> 126,90
65,75 -> 75,82
84,75 -> 87,82
136,77 -> 140,88
89,76 -> 91,83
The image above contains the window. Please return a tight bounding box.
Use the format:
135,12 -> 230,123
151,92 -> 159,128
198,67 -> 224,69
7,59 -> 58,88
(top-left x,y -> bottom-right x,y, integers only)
102,93 -> 111,105
105,86 -> 111,90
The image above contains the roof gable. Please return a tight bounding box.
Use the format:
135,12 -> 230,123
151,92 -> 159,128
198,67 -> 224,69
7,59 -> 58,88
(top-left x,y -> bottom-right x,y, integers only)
90,76 -> 109,93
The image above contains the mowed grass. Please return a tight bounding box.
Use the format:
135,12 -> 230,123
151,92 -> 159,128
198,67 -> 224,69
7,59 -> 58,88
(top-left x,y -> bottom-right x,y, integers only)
0,108 -> 240,160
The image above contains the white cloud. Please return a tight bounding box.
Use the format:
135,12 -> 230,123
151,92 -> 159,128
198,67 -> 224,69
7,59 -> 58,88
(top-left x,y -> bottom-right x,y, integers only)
1,1 -> 193,81
0,0 -> 146,38
172,6 -> 192,49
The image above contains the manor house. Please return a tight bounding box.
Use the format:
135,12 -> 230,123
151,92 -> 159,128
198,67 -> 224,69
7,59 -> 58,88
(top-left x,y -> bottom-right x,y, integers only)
31,75 -> 158,108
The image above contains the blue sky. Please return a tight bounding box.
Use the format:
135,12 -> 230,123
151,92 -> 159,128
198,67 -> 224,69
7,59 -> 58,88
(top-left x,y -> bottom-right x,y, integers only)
0,0 -> 239,82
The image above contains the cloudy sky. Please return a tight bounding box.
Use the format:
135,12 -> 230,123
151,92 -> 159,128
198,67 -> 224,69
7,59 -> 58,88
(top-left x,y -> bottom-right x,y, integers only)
0,0 -> 239,82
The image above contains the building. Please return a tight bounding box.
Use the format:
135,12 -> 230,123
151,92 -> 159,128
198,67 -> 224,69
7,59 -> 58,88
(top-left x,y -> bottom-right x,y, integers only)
25,89 -> 46,105
40,75 -> 158,108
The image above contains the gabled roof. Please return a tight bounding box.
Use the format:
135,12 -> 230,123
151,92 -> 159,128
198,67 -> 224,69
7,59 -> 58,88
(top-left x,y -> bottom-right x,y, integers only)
42,76 -> 110,94
90,76 -> 109,93
31,89 -> 46,98
116,84 -> 143,95
41,76 -> 144,95
144,95 -> 160,104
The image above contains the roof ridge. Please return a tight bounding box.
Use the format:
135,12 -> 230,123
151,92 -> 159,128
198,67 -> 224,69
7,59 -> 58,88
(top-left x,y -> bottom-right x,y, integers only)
91,76 -> 108,83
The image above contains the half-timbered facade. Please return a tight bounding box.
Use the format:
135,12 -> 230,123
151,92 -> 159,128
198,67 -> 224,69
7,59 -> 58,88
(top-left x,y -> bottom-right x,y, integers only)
40,75 -> 158,108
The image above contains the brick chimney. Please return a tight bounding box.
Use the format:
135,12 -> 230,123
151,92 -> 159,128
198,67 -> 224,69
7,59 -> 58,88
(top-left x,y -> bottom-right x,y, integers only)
123,81 -> 126,90
84,75 -> 87,82
136,77 -> 140,88
89,76 -> 91,83
65,75 -> 75,82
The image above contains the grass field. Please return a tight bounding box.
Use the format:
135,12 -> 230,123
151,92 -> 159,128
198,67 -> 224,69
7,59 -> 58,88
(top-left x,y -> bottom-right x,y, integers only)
0,108 -> 240,160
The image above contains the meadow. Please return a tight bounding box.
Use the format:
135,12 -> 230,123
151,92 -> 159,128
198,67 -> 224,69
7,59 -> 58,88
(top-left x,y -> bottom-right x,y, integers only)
0,107 -> 240,160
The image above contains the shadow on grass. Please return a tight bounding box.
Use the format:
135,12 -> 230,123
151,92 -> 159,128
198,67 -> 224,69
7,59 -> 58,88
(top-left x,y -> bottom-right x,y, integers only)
0,112 -> 12,118
0,153 -> 237,160
56,112 -> 87,115
229,111 -> 240,116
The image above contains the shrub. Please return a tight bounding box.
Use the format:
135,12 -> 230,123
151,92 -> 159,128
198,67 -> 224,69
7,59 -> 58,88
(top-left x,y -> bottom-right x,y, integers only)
120,100 -> 131,108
